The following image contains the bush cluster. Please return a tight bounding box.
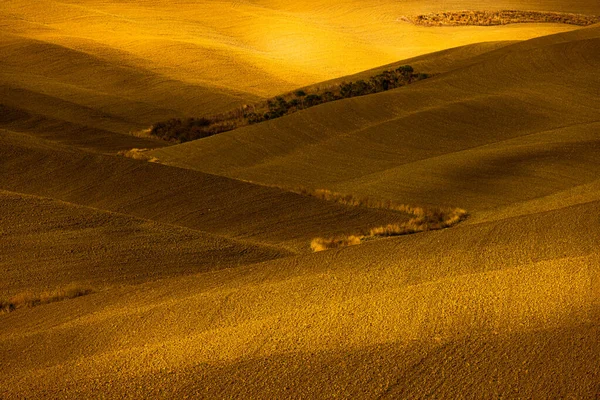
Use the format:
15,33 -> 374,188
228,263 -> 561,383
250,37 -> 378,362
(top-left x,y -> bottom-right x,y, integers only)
244,65 -> 427,125
150,117 -> 236,143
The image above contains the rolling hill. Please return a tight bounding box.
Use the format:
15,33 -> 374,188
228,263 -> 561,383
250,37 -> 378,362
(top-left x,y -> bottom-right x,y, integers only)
1,1 -> 599,398
0,188 -> 287,296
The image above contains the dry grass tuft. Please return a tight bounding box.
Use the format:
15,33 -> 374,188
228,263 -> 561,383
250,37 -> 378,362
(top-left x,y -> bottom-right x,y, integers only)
306,188 -> 468,251
311,236 -> 362,252
0,285 -> 93,313
117,148 -> 160,163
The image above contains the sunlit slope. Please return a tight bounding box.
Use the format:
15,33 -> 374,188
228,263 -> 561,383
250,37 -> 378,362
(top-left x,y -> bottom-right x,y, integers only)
152,26 -> 600,214
1,0 -> 592,98
0,130 -> 408,253
1,197 -> 598,397
0,189 -> 286,296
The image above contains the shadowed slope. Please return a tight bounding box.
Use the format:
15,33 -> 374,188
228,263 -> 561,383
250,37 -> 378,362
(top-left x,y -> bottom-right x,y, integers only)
0,103 -> 165,153
151,27 -> 600,214
0,189 -> 286,295
0,34 -> 258,122
30,324 -> 597,398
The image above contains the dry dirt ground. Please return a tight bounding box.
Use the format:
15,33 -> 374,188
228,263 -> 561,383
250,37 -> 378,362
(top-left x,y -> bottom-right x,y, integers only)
1,1 -> 599,398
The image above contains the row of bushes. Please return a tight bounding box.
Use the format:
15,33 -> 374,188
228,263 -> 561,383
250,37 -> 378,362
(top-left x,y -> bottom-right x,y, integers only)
244,66 -> 428,124
405,10 -> 600,27
149,65 -> 430,143
150,117 -> 236,143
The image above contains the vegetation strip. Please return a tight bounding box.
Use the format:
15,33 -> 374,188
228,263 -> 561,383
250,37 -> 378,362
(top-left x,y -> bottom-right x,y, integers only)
403,10 -> 600,27
311,209 -> 468,252
150,65 -> 429,143
291,189 -> 468,252
0,285 -> 93,313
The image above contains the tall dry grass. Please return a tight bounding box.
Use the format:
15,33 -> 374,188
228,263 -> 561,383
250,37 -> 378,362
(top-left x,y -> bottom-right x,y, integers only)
0,285 -> 93,313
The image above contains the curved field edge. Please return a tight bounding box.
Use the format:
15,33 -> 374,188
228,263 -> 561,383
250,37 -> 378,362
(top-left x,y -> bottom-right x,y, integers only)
0,131 -> 415,254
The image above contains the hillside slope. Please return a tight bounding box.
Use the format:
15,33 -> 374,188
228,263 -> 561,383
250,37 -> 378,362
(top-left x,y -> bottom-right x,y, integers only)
152,26 -> 600,215
0,33 -> 257,152
0,129 -> 409,254
3,0 -> 590,96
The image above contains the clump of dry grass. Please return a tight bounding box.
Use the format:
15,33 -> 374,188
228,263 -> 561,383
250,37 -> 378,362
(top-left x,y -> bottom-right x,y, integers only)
311,235 -> 362,252
129,128 -> 154,139
0,285 -> 93,313
306,188 -> 468,252
117,148 -> 160,162
368,207 -> 468,237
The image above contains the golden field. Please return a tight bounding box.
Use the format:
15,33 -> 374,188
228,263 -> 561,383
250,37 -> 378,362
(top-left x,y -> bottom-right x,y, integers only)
1,0 -> 599,398
1,0 -> 595,130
